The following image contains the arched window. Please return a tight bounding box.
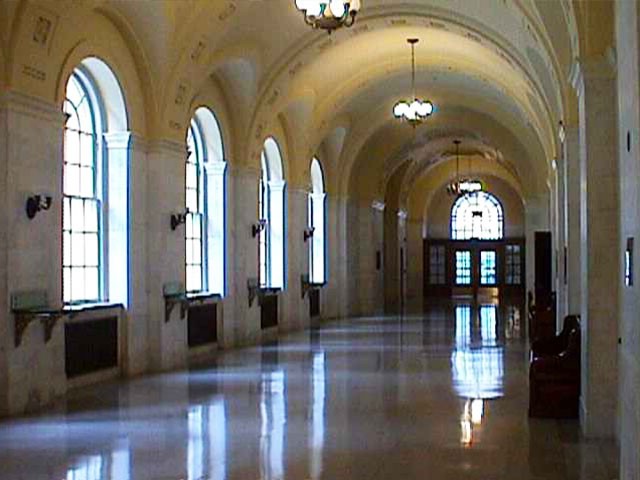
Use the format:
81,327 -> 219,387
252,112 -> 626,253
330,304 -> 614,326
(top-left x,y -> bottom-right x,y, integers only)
62,59 -> 129,305
185,108 -> 226,294
309,158 -> 326,284
259,138 -> 286,289
451,192 -> 504,240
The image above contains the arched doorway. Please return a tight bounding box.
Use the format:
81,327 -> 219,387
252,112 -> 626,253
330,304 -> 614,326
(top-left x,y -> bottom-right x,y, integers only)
424,190 -> 525,299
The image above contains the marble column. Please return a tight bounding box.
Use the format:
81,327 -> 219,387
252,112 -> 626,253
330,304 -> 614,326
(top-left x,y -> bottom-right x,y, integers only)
146,140 -> 187,372
565,125 -> 582,314
2,92 -> 66,414
571,56 -> 620,438
615,0 -> 640,473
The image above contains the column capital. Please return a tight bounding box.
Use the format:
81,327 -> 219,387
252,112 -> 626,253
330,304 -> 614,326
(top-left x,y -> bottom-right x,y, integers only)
147,138 -> 187,158
569,49 -> 616,95
103,131 -> 132,150
227,163 -> 259,179
268,179 -> 286,191
0,90 -> 64,124
371,200 -> 385,211
203,160 -> 227,176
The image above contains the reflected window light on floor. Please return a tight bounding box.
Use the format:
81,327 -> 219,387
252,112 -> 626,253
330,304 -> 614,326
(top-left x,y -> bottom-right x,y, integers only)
66,455 -> 103,480
310,352 -> 326,479
209,400 -> 227,480
451,305 -> 504,399
460,398 -> 485,446
260,370 -> 286,480
188,400 -> 227,480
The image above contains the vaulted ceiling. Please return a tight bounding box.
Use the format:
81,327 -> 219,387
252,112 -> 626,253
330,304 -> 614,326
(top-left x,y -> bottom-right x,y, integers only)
1,0 -> 592,214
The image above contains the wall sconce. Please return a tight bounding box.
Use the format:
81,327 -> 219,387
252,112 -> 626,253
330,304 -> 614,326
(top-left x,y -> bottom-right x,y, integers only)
25,194 -> 52,220
303,227 -> 315,242
252,218 -> 267,237
170,211 -> 189,230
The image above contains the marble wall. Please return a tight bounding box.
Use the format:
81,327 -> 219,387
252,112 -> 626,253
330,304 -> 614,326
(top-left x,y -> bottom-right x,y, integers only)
0,93 -> 376,416
615,1 -> 640,476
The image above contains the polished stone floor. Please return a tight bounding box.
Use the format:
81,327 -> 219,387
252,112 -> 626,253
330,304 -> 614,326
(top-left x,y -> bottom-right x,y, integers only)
0,300 -> 619,480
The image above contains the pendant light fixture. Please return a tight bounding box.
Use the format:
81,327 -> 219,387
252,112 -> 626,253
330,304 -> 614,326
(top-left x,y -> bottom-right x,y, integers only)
447,139 -> 483,196
393,38 -> 434,127
447,140 -> 462,196
295,1 -> 361,34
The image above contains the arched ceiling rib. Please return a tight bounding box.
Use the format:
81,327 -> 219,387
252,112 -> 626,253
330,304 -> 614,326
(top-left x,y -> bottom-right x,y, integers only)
3,0 -> 580,200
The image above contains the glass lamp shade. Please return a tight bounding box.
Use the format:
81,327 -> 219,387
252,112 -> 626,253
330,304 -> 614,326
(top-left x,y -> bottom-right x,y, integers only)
393,99 -> 434,124
295,1 -> 360,32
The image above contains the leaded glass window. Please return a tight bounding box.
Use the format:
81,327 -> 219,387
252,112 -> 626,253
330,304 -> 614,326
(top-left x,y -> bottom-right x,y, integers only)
451,192 -> 504,240
186,122 -> 206,292
429,245 -> 446,285
455,251 -> 472,285
63,71 -> 102,304
480,251 -> 497,285
505,245 -> 522,285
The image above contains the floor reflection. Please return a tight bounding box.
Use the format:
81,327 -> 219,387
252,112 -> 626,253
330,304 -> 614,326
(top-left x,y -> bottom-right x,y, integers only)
451,303 -> 504,400
66,439 -> 130,480
451,302 -> 505,447
0,298 -> 618,480
188,399 -> 226,480
309,352 -> 326,479
260,370 -> 286,480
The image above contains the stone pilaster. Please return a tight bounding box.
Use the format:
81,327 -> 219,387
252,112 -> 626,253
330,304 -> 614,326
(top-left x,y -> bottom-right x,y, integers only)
406,216 -> 424,312
565,125 -> 581,314
146,140 -> 188,372
1,91 -> 66,414
323,194 -> 348,319
224,164 -> 261,347
554,156 -> 569,324
572,55 -> 620,438
281,187 -> 309,332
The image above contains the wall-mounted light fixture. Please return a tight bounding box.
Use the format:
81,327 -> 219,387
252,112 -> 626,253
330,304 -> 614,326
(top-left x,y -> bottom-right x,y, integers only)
170,211 -> 189,231
558,120 -> 566,144
26,194 -> 52,220
303,226 -> 315,242
252,218 -> 267,238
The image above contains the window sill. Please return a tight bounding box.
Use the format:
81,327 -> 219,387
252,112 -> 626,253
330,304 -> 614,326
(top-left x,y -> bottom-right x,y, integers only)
186,292 -> 223,304
63,302 -> 125,313
259,287 -> 281,296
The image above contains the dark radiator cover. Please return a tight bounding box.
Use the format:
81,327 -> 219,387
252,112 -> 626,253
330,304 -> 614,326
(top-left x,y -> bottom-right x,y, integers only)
261,295 -> 278,329
309,289 -> 320,318
188,303 -> 218,347
65,316 -> 118,378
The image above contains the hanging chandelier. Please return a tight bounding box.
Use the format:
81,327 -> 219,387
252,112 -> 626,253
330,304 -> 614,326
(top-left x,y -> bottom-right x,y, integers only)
295,1 -> 361,34
447,140 -> 484,196
393,38 -> 434,127
446,140 -> 463,196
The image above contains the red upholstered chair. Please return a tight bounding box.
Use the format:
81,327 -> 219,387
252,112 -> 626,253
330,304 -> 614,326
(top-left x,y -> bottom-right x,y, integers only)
529,325 -> 581,418
531,315 -> 580,360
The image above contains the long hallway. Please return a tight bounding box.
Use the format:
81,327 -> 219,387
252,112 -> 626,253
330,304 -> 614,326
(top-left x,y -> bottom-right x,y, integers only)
0,303 -> 617,480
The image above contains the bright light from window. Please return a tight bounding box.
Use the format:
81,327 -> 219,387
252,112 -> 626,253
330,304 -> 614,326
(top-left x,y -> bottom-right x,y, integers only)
451,191 -> 504,240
